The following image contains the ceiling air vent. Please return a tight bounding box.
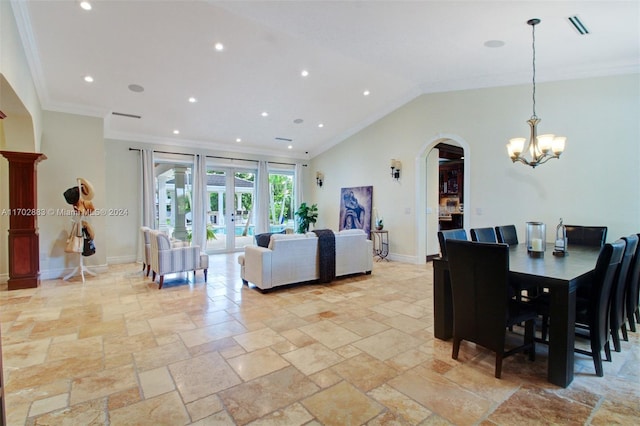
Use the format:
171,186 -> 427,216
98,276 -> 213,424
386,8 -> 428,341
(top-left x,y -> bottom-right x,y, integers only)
568,16 -> 589,35
275,137 -> 292,142
112,112 -> 141,119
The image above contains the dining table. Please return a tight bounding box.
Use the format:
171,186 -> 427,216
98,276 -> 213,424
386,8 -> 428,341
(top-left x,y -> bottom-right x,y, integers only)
433,243 -> 601,388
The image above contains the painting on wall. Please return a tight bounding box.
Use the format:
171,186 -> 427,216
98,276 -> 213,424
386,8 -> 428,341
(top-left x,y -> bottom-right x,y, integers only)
339,186 -> 373,236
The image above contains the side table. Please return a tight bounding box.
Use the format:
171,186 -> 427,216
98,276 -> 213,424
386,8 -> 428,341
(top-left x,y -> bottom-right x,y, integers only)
371,230 -> 389,261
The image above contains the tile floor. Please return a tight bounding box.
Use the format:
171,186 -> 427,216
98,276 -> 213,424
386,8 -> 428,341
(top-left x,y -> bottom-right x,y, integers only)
1,254 -> 638,425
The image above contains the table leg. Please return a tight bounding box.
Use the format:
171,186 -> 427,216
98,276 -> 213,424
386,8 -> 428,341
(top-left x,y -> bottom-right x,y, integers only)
547,284 -> 576,387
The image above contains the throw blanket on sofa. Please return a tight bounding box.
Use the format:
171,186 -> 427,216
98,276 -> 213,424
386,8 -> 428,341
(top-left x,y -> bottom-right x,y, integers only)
313,229 -> 336,283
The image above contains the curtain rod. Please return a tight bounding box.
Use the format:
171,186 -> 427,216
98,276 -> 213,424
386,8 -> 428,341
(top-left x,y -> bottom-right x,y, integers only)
129,148 -> 306,167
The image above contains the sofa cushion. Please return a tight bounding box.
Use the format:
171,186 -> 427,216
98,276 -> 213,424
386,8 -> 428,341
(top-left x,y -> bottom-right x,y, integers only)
268,233 -> 310,248
338,229 -> 366,236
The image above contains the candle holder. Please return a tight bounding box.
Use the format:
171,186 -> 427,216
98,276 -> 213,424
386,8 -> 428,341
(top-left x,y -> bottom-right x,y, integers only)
526,221 -> 546,257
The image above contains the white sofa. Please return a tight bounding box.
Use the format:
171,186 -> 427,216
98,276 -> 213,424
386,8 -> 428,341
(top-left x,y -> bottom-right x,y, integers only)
238,229 -> 373,290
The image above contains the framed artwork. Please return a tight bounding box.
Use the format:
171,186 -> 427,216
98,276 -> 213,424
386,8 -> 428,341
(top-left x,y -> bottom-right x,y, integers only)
339,186 -> 373,235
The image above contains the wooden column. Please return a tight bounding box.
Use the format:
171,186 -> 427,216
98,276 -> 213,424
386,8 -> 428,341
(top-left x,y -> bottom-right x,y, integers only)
0,150 -> 47,290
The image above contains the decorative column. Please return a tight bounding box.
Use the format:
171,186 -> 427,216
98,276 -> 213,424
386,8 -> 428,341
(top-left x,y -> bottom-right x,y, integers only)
0,151 -> 47,290
172,167 -> 188,241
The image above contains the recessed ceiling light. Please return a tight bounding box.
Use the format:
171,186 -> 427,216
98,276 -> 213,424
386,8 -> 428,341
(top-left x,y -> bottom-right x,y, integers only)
214,42 -> 224,51
80,1 -> 92,11
363,90 -> 370,96
261,112 -> 269,117
84,75 -> 94,83
288,145 -> 293,150
188,97 -> 197,103
128,83 -> 144,92
173,130 -> 180,135
236,138 -> 242,143
318,123 -> 324,128
484,40 -> 505,48
301,70 -> 309,77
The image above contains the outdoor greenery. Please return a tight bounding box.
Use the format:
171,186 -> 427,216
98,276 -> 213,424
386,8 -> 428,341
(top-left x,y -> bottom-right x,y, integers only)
295,202 -> 318,234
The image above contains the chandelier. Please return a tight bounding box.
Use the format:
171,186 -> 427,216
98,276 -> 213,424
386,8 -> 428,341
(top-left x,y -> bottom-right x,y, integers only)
507,19 -> 566,168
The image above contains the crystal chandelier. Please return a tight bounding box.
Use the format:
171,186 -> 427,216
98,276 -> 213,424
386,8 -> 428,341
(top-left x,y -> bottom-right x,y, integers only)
507,19 -> 566,168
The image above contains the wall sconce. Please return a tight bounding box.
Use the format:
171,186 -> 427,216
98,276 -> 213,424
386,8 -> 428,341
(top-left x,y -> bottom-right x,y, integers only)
390,159 -> 401,180
316,171 -> 324,187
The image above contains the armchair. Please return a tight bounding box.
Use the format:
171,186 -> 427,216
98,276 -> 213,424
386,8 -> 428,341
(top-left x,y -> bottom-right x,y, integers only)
149,230 -> 209,289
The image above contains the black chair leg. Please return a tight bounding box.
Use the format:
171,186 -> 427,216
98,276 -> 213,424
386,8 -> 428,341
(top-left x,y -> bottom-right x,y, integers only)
593,350 -> 604,377
525,319 -> 536,361
452,338 -> 461,360
495,354 -> 503,379
604,341 -> 612,362
628,313 -> 637,332
621,324 -> 628,341
612,329 -> 621,352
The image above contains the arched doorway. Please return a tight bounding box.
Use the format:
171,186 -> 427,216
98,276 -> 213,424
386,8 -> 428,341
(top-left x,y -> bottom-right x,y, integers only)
415,134 -> 469,263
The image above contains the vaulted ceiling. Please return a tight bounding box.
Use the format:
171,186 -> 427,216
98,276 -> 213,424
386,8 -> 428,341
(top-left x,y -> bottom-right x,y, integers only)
12,1 -> 639,159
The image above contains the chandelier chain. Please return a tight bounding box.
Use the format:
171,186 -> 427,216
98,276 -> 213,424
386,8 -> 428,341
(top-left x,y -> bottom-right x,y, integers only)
531,22 -> 537,120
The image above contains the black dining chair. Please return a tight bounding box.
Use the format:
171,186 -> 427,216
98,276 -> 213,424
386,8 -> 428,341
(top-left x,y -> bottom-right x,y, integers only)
610,234 -> 639,351
533,239 -> 625,377
495,225 -> 519,246
565,225 -> 607,247
625,233 -> 640,332
446,240 -> 536,379
471,227 -> 498,243
437,229 -> 467,259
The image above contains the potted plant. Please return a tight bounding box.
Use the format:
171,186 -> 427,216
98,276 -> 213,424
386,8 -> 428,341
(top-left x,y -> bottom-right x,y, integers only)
295,202 -> 318,233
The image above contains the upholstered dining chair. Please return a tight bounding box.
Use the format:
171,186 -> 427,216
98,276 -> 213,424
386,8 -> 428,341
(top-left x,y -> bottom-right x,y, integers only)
565,225 -> 607,247
437,229 -> 467,259
446,240 -> 536,379
533,239 -> 625,377
610,234 -> 639,351
495,225 -> 519,246
470,227 -> 498,243
149,230 -> 209,289
625,233 -> 640,332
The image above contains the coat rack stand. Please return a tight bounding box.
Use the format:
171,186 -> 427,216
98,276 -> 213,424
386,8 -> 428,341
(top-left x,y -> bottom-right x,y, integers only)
63,178 -> 97,283
63,252 -> 96,283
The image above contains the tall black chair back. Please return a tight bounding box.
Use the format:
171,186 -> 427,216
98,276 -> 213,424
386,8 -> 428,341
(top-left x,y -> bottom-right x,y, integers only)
437,229 -> 467,259
610,235 -> 639,350
625,233 -> 640,332
447,240 -> 536,378
565,225 -> 607,247
471,227 -> 498,243
495,225 -> 518,246
575,239 -> 625,376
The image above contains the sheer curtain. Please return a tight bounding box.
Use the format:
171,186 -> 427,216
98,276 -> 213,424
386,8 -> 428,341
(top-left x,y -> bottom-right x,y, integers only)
191,154 -> 208,250
141,149 -> 155,228
255,160 -> 270,234
294,163 -> 304,213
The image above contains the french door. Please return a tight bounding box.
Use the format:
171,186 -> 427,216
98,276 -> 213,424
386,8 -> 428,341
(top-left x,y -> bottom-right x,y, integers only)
206,167 -> 256,253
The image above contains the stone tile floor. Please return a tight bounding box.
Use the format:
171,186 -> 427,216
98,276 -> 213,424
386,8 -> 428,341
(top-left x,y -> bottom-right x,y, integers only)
1,254 -> 638,425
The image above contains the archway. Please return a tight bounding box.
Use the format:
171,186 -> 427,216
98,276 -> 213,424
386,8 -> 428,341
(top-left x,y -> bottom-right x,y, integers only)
415,133 -> 470,263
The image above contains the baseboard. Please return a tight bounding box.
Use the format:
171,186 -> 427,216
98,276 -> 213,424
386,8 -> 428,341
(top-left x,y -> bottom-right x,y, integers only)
40,264 -> 109,281
107,255 -> 139,265
0,273 -> 7,284
386,253 -> 420,264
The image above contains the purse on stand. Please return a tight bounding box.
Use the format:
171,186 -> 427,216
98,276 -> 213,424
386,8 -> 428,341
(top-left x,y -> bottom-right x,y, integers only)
65,220 -> 84,253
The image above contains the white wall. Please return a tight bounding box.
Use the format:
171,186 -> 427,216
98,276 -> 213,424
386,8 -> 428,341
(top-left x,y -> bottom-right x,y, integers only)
309,74 -> 640,262
38,111 -> 106,279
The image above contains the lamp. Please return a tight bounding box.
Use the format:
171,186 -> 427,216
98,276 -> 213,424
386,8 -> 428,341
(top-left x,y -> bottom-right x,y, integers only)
390,159 -> 401,180
506,19 -> 566,168
316,171 -> 324,187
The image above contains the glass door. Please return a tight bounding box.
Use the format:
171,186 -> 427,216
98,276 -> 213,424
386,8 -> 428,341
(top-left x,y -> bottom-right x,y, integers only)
205,167 -> 255,253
